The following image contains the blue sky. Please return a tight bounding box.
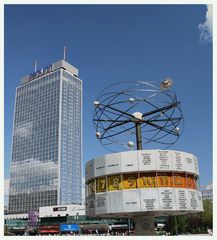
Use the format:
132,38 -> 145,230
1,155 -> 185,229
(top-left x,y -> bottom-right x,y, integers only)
4,4 -> 212,188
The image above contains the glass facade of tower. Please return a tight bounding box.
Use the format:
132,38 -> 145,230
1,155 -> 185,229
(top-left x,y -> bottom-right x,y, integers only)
60,71 -> 82,204
8,62 -> 82,214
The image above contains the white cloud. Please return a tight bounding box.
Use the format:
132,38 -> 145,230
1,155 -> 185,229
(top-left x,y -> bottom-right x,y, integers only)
4,179 -> 10,206
82,176 -> 85,204
4,177 -> 86,207
198,5 -> 213,44
4,179 -> 9,194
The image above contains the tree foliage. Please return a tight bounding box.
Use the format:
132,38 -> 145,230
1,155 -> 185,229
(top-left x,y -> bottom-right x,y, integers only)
164,200 -> 213,235
4,225 -> 9,236
176,200 -> 213,234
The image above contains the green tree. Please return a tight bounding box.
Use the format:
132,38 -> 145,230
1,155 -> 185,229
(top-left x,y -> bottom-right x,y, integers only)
186,200 -> 212,233
4,225 -> 9,236
175,200 -> 212,234
176,215 -> 188,234
200,199 -> 213,229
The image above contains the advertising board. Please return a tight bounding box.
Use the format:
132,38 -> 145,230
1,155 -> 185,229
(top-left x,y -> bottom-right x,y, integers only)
106,153 -> 121,174
60,223 -> 80,232
121,151 -> 138,172
140,188 -> 159,211
28,211 -> 38,226
156,150 -> 172,170
138,150 -> 156,170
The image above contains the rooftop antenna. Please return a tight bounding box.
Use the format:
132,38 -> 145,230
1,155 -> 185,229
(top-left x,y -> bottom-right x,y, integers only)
34,60 -> 37,72
63,46 -> 66,60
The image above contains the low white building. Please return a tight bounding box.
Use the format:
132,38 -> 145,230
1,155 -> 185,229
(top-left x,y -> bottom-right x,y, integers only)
201,184 -> 213,202
39,204 -> 85,218
4,204 -> 85,220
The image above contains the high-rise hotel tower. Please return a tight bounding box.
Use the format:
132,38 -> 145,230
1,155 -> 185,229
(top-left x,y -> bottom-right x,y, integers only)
8,60 -> 82,214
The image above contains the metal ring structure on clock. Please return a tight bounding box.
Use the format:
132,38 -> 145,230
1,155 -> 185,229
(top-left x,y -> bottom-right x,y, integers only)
93,80 -> 184,152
